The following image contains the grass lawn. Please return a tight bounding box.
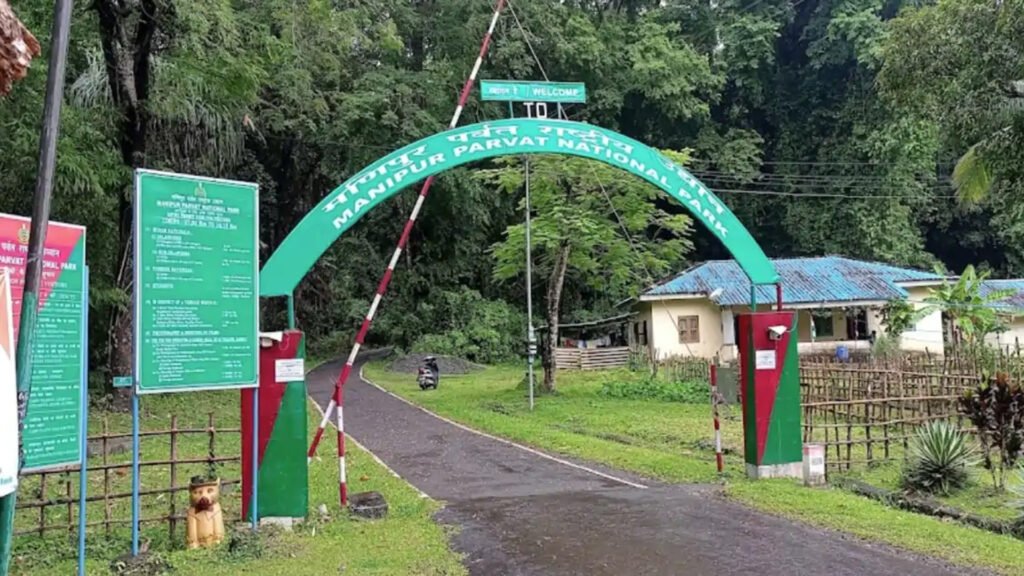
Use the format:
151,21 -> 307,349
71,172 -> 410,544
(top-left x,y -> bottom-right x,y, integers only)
365,362 -> 1024,576
367,364 -> 749,482
10,391 -> 465,576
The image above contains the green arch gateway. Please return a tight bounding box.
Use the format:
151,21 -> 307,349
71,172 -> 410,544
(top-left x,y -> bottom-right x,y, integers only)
259,117 -> 802,483
259,118 -> 779,296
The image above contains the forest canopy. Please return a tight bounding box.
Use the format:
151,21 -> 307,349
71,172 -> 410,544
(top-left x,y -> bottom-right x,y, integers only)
2,0 -> 1020,381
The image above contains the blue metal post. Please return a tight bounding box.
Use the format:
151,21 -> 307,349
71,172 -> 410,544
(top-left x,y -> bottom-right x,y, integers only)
286,294 -> 296,330
251,390 -> 259,529
750,284 -> 757,312
77,267 -> 89,576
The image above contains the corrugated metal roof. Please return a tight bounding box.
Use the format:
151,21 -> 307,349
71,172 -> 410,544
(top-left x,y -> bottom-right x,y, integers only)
981,279 -> 1024,312
642,256 -> 945,307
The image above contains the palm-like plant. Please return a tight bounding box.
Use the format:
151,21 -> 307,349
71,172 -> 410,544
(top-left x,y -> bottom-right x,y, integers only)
902,421 -> 979,495
952,80 -> 1024,204
921,265 -> 1014,347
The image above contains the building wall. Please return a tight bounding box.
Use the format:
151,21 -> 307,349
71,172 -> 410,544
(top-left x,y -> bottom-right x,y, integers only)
900,286 -> 945,354
986,317 -> 1024,351
866,308 -> 884,337
639,298 -> 724,359
639,291 -> 947,359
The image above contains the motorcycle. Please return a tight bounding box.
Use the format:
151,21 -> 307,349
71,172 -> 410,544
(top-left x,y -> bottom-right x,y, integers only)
417,356 -> 439,390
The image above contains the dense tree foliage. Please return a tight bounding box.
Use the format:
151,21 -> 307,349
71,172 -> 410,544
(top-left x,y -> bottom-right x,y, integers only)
1,0 -> 1019,388
480,154 -> 693,389
879,0 -> 1024,273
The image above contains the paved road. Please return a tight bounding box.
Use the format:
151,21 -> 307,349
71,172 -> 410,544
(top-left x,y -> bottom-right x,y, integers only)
308,359 -> 979,576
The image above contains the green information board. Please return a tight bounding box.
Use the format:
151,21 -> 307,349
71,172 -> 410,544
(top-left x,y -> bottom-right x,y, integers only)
0,214 -> 87,470
134,170 -> 259,394
480,80 -> 587,103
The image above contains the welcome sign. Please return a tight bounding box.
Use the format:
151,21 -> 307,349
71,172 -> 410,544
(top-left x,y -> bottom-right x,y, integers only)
480,80 -> 587,103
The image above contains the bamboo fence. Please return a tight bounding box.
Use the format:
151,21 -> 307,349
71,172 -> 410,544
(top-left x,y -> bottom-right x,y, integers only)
799,358 -> 977,470
795,345 -> 1024,471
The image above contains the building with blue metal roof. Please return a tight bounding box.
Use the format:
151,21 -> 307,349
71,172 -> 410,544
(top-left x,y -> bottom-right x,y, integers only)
631,256 -> 950,361
641,256 -> 945,306
978,279 -> 1024,349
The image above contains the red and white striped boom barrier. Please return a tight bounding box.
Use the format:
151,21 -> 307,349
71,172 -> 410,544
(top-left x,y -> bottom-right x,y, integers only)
307,0 -> 508,506
710,363 -> 724,474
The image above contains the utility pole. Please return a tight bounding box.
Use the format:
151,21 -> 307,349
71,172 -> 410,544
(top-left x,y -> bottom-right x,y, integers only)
0,1 -> 75,572
524,157 -> 536,411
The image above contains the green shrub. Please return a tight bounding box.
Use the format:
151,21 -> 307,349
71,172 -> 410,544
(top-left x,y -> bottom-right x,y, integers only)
901,421 -> 978,495
880,298 -> 923,338
308,329 -> 352,362
600,376 -> 708,403
870,334 -> 901,360
410,288 -> 526,364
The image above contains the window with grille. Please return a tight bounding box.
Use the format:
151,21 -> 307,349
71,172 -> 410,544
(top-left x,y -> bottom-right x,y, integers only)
678,315 -> 700,343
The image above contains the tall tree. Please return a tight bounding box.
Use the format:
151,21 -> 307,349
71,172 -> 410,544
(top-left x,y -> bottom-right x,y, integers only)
663,0 -> 939,267
82,0 -> 262,378
480,154 -> 693,391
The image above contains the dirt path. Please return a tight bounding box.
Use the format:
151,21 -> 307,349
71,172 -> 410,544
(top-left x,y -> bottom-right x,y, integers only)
307,359 -> 979,576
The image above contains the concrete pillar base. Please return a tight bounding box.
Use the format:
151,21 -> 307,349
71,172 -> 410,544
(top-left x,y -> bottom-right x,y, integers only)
746,462 -> 802,480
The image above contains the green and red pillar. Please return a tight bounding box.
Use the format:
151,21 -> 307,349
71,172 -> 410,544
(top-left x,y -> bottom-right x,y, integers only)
242,330 -> 309,522
737,312 -> 802,479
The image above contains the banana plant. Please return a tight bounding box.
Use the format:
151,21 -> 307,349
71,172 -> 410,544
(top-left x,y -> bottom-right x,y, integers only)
921,265 -> 1016,347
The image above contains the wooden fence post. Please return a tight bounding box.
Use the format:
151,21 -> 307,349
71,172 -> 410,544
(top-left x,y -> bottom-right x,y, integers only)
207,413 -> 216,474
102,416 -> 111,535
65,477 -> 73,535
38,472 -> 47,537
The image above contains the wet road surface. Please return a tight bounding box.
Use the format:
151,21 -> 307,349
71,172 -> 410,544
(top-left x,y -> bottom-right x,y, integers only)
308,358 -> 980,576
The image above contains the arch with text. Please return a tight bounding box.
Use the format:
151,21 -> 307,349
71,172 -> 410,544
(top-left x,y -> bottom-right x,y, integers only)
259,118 -> 778,296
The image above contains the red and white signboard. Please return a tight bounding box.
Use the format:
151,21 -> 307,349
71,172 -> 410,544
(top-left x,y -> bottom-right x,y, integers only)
0,269 -> 18,497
